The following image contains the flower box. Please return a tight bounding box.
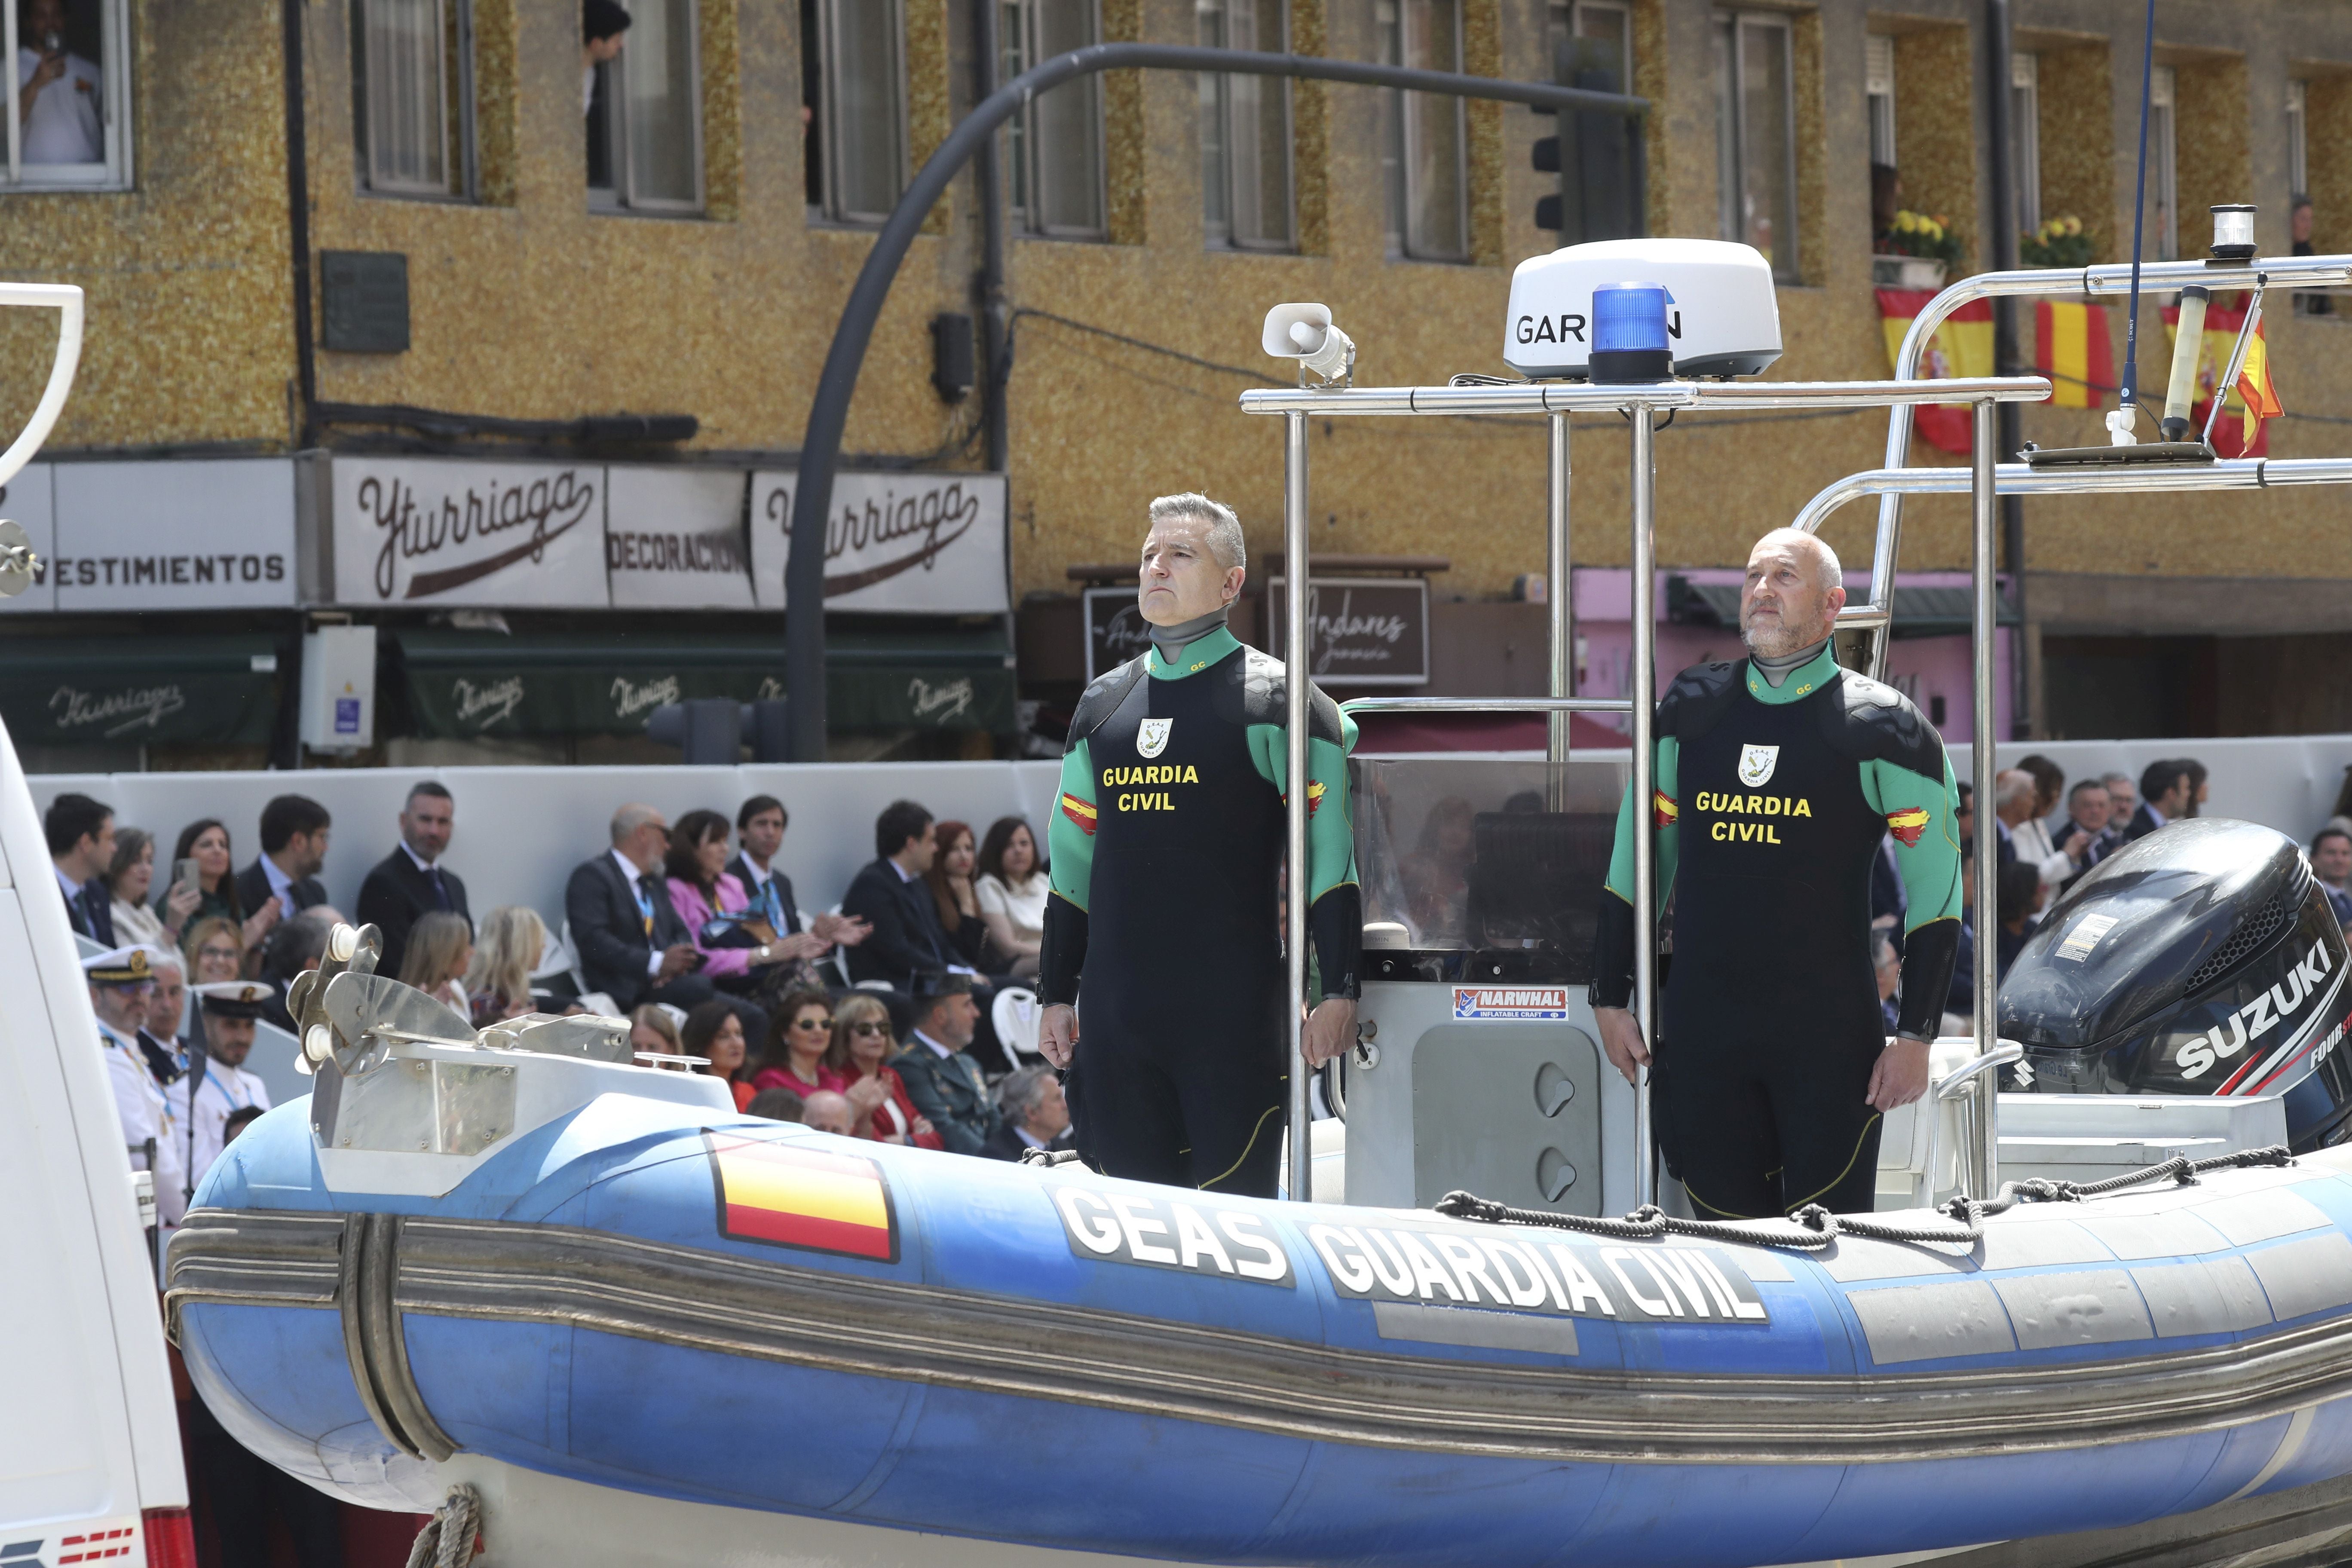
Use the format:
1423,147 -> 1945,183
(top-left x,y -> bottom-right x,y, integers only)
1872,255 -> 1947,290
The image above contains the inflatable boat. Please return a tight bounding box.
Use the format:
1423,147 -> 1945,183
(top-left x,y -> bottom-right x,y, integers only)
167,931 -> 2352,1568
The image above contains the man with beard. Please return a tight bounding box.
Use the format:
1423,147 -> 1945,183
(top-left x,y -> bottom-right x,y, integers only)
1589,529 -> 1962,1220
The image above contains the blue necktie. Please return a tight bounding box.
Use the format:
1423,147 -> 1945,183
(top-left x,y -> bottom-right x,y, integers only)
428,866 -> 450,911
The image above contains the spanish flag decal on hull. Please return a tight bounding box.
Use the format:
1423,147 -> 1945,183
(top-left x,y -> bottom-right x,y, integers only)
705,1134 -> 898,1262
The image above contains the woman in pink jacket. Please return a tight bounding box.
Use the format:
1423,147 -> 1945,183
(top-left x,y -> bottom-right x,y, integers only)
665,809 -> 841,1002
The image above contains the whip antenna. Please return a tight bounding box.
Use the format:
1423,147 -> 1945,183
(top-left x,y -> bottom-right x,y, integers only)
2111,0 -> 2157,444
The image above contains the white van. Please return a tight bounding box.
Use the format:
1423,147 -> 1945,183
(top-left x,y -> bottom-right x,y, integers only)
0,714 -> 193,1567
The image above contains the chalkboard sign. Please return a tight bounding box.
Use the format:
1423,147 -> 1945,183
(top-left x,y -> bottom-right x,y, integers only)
1082,587 -> 1155,681
1263,577 -> 1431,686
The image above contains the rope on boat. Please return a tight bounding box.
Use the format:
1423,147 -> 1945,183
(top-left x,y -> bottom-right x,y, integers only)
404,1484 -> 483,1568
1434,1145 -> 2298,1252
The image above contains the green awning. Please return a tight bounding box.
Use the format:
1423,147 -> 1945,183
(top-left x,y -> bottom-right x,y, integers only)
395,628 -> 1014,739
0,635 -> 281,747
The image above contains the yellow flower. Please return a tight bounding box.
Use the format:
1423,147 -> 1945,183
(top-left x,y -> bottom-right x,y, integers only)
2064,214 -> 2082,236
1896,211 -> 1918,233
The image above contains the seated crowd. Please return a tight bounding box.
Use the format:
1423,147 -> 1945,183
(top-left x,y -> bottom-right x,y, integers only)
48,781 -> 1063,1175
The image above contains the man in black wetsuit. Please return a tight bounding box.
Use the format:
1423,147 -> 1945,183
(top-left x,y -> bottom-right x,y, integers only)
1037,493 -> 1361,1197
1591,528 -> 1962,1219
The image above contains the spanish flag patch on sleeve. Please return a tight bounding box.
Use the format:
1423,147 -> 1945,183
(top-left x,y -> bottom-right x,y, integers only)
1884,805 -> 1932,847
1653,791 -> 1678,829
1059,792 -> 1097,836
706,1134 -> 898,1262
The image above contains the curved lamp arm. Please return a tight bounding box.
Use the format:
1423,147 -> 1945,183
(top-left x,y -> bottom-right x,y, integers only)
0,282 -> 83,493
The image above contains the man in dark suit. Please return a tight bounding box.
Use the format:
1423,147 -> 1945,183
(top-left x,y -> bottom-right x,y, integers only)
981,1063 -> 1073,1162
564,802 -> 716,1013
44,791 -> 116,945
725,794 -> 801,935
236,794 -> 331,922
892,975 -> 1001,1155
2127,759 -> 2199,842
840,800 -> 959,988
356,782 -> 471,978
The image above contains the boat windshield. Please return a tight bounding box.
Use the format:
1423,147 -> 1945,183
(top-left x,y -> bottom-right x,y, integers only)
1351,753 -> 1626,983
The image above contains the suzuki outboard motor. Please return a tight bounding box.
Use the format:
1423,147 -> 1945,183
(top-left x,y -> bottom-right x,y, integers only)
2001,819 -> 2352,1150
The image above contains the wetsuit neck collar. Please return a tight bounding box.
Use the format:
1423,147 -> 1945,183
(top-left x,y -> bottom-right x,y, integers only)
1148,625 -> 1241,680
1743,639 -> 1840,704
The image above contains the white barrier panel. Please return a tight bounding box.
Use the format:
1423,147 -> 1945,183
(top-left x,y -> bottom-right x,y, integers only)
1945,734 -> 2352,846
27,761 -> 1063,940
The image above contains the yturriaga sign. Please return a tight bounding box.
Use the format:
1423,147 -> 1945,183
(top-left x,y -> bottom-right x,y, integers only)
332,458 -> 608,606
748,471 -> 1008,614
1262,577 -> 1432,685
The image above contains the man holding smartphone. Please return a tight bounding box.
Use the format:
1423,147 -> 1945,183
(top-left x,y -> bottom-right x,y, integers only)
17,0 -> 104,166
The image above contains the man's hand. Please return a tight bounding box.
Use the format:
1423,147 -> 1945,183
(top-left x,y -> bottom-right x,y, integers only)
1039,1003 -> 1077,1068
1868,1035 -> 1932,1110
1593,1006 -> 1651,1087
656,943 -> 700,982
24,51 -> 65,107
811,911 -> 870,947
1301,998 -> 1357,1069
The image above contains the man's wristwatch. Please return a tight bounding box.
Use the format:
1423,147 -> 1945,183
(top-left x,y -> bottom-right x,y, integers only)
754,943 -> 773,963
1892,1031 -> 1932,1047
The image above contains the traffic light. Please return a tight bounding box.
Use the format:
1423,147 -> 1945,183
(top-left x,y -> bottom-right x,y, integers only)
1534,35 -> 1642,243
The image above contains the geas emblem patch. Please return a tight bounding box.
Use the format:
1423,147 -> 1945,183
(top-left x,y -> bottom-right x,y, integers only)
1737,744 -> 1780,787
1137,718 -> 1173,758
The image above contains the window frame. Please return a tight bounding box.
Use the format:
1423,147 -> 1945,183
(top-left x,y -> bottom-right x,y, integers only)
352,0 -> 478,202
809,0 -> 906,227
2148,62 -> 2176,263
587,0 -> 705,215
1379,0 -> 1470,264
1712,8 -> 1800,284
1864,32 -> 1894,168
2287,77 -> 2308,201
2,0 -> 133,192
1198,0 -> 1295,252
1005,0 -> 1107,240
2010,50 -> 2039,239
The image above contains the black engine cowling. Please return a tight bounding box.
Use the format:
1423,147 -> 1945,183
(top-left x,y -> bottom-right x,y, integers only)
1999,818 -> 2352,1150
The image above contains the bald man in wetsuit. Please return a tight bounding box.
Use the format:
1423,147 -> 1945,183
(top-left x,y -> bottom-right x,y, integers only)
1592,529 -> 1962,1220
1038,492 -> 1360,1198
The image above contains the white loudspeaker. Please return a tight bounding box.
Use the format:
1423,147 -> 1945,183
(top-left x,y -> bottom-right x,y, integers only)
1261,302 -> 1355,384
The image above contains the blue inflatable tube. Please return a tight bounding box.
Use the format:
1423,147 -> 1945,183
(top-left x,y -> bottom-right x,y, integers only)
169,1087 -> 2352,1568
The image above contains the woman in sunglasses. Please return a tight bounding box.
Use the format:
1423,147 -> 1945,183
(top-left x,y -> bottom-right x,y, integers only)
749,987 -> 837,1097
821,992 -> 940,1148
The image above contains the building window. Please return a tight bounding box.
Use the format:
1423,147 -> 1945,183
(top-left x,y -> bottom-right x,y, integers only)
1712,9 -> 1798,282
1003,0 -> 1105,239
1548,1 -> 1630,93
803,0 -> 903,224
1379,0 -> 1468,262
587,0 -> 702,212
1864,33 -> 1894,166
354,0 -> 474,199
2287,78 -> 2308,202
3,0 -> 130,189
2148,62 -> 2176,261
2011,50 -> 2039,239
1199,0 -> 1291,250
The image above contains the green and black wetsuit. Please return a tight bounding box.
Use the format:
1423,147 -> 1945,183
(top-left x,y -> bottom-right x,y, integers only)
1040,625 -> 1361,1198
1592,643 -> 1962,1219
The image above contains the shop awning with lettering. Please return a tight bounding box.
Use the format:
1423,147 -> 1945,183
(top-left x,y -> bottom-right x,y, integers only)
393,628 -> 1015,739
0,635 -> 283,748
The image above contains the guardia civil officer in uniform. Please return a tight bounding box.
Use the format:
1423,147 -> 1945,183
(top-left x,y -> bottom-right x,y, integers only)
1592,529 -> 1962,1220
1038,493 -> 1361,1197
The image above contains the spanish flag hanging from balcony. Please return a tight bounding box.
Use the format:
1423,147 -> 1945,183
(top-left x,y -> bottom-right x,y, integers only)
2032,300 -> 2114,409
1876,289 -> 1995,455
2160,295 -> 2282,457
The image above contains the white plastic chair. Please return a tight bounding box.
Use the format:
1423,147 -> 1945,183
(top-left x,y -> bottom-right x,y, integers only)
992,986 -> 1042,1066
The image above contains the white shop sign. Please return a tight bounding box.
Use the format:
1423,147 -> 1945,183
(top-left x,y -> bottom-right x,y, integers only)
52,459 -> 298,611
0,462 -> 55,613
332,457 -> 607,607
748,471 -> 1008,615
604,466 -> 755,609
